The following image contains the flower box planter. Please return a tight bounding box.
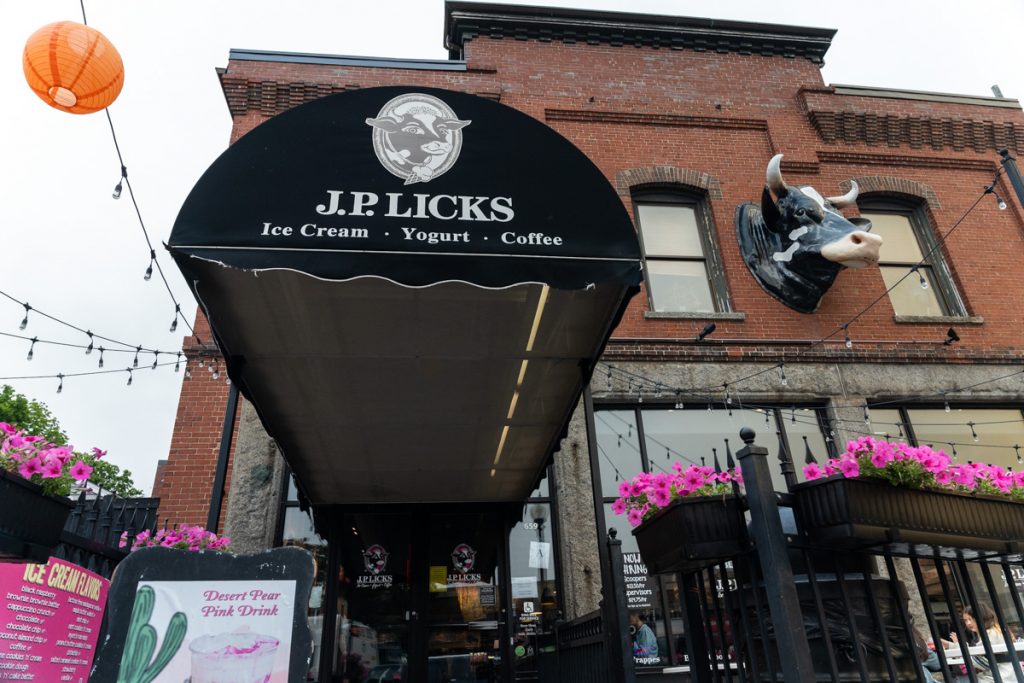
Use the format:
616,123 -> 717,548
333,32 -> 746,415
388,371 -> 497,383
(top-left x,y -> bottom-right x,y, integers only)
0,470 -> 74,564
632,494 -> 746,574
793,476 -> 1024,556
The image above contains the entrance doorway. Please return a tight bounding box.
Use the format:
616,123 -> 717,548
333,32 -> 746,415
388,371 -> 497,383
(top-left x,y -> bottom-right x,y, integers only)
329,508 -> 507,683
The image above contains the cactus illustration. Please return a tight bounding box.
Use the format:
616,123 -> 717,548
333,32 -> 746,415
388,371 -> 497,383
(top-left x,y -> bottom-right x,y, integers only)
116,585 -> 188,683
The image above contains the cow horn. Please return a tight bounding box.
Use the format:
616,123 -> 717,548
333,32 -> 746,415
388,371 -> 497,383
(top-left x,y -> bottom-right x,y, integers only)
766,154 -> 788,198
826,181 -> 860,208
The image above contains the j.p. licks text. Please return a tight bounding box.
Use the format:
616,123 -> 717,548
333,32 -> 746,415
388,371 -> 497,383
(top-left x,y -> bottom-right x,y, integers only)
257,190 -> 565,247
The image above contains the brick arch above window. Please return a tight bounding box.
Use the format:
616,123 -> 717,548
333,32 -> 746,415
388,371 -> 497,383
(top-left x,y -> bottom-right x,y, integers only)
839,176 -> 941,211
615,167 -> 723,199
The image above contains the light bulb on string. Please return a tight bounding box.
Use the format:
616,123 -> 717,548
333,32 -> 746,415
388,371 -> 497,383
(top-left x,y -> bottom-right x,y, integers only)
791,406 -> 796,424
212,366 -> 220,381
84,331 -> 94,355
606,366 -> 613,391
842,324 -> 852,349
637,384 -> 643,404
779,363 -> 788,387
18,303 -> 30,331
863,405 -> 871,426
143,250 -> 155,281
950,443 -> 958,460
665,447 -> 670,460
725,385 -> 732,405
617,434 -> 622,448
897,422 -> 905,439
968,421 -> 979,443
1016,444 -> 1022,465
944,395 -> 951,413
151,352 -> 159,370
627,424 -> 633,439
97,347 -> 105,368
26,337 -> 37,361
655,384 -> 663,399
707,402 -> 713,413
132,346 -> 141,368
56,374 -> 63,394
198,358 -> 204,368
674,392 -> 684,410
174,353 -> 182,373
225,377 -> 231,386
112,166 -> 126,200
764,410 -> 770,426
126,368 -> 133,386
912,267 -> 928,290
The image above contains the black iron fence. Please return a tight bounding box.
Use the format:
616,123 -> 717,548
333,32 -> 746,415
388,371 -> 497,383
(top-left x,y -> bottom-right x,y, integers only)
52,489 -> 159,579
603,428 -> 1024,682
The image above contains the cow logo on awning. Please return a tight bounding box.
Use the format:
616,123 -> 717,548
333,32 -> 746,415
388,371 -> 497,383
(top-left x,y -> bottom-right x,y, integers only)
451,543 -> 477,573
366,93 -> 471,185
362,544 -> 390,575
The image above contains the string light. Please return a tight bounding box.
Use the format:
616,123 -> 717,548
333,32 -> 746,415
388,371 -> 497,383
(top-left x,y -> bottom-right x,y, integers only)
674,391 -> 684,410
986,182 -> 1008,211
843,324 -> 853,349
174,352 -> 182,373
26,337 -> 37,361
791,406 -> 796,424
151,352 -> 159,370
85,331 -> 94,355
56,374 -> 63,394
950,443 -> 958,460
170,304 -> 180,333
98,347 -> 105,368
18,303 -> 30,331
779,362 -> 788,387
1016,445 -> 1022,465
863,405 -> 870,426
911,266 -> 928,290
143,249 -> 155,281
112,165 -> 126,200
132,346 -> 141,368
944,395 -> 951,413
724,385 -> 732,405
606,366 -> 613,391
968,421 -> 979,443
126,368 -> 133,386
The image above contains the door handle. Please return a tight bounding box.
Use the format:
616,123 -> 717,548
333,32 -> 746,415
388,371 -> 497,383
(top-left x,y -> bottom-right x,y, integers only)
405,610 -> 419,621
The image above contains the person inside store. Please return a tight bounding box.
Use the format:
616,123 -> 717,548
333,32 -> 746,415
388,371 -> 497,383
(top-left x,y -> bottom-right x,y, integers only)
942,604 -> 1017,682
630,612 -> 659,661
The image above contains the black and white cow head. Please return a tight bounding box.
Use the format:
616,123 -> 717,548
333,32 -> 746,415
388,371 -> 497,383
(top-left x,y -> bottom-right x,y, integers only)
365,96 -> 471,185
735,154 -> 883,313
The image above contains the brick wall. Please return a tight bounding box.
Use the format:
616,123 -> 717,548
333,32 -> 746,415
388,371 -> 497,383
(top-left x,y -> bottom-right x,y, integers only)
158,13 -> 1024,523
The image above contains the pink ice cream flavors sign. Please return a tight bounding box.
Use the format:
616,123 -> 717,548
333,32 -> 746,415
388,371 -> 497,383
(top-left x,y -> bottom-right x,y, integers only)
0,557 -> 109,682
129,580 -> 296,683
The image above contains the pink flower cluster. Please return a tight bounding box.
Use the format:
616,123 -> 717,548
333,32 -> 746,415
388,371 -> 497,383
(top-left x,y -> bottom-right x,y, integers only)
804,436 -> 1024,497
121,524 -> 232,553
0,423 -> 97,497
612,462 -> 743,528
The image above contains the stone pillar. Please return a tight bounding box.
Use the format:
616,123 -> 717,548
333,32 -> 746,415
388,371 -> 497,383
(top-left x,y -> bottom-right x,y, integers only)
222,399 -> 287,553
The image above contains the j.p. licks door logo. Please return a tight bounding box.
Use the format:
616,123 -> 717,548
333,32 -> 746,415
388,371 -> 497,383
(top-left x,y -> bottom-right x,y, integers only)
448,543 -> 482,585
365,93 -> 471,185
357,544 -> 393,589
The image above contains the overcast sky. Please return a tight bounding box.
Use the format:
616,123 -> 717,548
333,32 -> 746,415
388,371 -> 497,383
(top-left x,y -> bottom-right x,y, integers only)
1,0 -> 1022,497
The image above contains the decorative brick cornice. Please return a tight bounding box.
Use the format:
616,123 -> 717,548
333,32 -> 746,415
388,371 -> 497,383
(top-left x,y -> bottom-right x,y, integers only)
445,2 -> 835,64
220,76 -> 354,117
546,108 -> 768,133
839,175 -> 941,210
614,166 -> 723,198
817,151 -> 997,174
808,110 -> 1024,154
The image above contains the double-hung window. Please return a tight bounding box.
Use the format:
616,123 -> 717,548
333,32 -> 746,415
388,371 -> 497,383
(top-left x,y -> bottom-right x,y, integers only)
859,202 -> 965,317
633,194 -> 729,313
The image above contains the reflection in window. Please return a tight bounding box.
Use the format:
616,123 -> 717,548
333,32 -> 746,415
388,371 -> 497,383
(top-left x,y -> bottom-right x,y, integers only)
280,507 -> 327,680
907,408 -> 1024,470
594,410 -> 643,498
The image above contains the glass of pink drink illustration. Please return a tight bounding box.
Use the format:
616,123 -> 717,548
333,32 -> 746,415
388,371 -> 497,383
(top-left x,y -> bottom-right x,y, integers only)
188,633 -> 280,683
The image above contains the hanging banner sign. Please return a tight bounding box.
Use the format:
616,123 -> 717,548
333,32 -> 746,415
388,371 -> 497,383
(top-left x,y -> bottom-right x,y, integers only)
622,552 -> 655,610
90,547 -> 313,683
0,557 -> 109,682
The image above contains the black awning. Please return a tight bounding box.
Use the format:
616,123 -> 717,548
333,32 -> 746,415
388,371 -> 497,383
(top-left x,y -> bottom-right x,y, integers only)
169,86 -> 640,504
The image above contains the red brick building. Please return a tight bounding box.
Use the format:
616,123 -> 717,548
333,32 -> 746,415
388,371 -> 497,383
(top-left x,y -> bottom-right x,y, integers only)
157,4 -> 1024,680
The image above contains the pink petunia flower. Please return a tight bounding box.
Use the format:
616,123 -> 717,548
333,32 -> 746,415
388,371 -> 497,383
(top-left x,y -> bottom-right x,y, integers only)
804,463 -> 824,480
611,498 -> 627,515
839,458 -> 860,478
626,508 -> 644,527
651,488 -> 672,507
40,460 -> 62,479
91,447 -> 107,459
934,470 -> 953,486
18,458 -> 43,479
69,460 -> 93,482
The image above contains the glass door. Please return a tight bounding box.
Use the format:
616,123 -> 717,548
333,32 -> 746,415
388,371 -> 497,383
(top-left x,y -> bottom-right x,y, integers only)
423,513 -> 503,683
333,513 -> 415,683
330,509 -> 506,683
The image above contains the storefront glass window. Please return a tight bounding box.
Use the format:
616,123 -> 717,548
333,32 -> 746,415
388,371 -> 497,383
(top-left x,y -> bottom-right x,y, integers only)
280,506 -> 328,680
594,410 -> 642,498
907,408 -> 1024,469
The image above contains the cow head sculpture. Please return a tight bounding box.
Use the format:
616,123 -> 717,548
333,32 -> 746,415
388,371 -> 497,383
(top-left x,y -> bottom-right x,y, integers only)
735,154 -> 882,313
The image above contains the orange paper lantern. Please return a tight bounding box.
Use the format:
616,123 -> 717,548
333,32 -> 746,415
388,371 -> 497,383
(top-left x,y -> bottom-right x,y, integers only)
22,21 -> 124,114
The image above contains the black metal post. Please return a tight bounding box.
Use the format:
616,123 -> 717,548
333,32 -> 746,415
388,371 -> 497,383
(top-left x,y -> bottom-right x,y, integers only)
207,381 -> 239,531
1000,149 -> 1024,209
604,529 -> 637,683
679,570 -> 714,683
735,427 -> 816,681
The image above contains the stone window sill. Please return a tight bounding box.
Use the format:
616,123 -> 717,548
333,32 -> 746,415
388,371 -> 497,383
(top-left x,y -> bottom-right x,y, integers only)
893,315 -> 984,325
643,311 -> 746,321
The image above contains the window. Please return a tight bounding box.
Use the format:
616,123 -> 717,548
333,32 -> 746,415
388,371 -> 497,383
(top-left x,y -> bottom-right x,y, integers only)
634,194 -> 729,313
859,203 -> 964,317
592,403 -> 832,668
